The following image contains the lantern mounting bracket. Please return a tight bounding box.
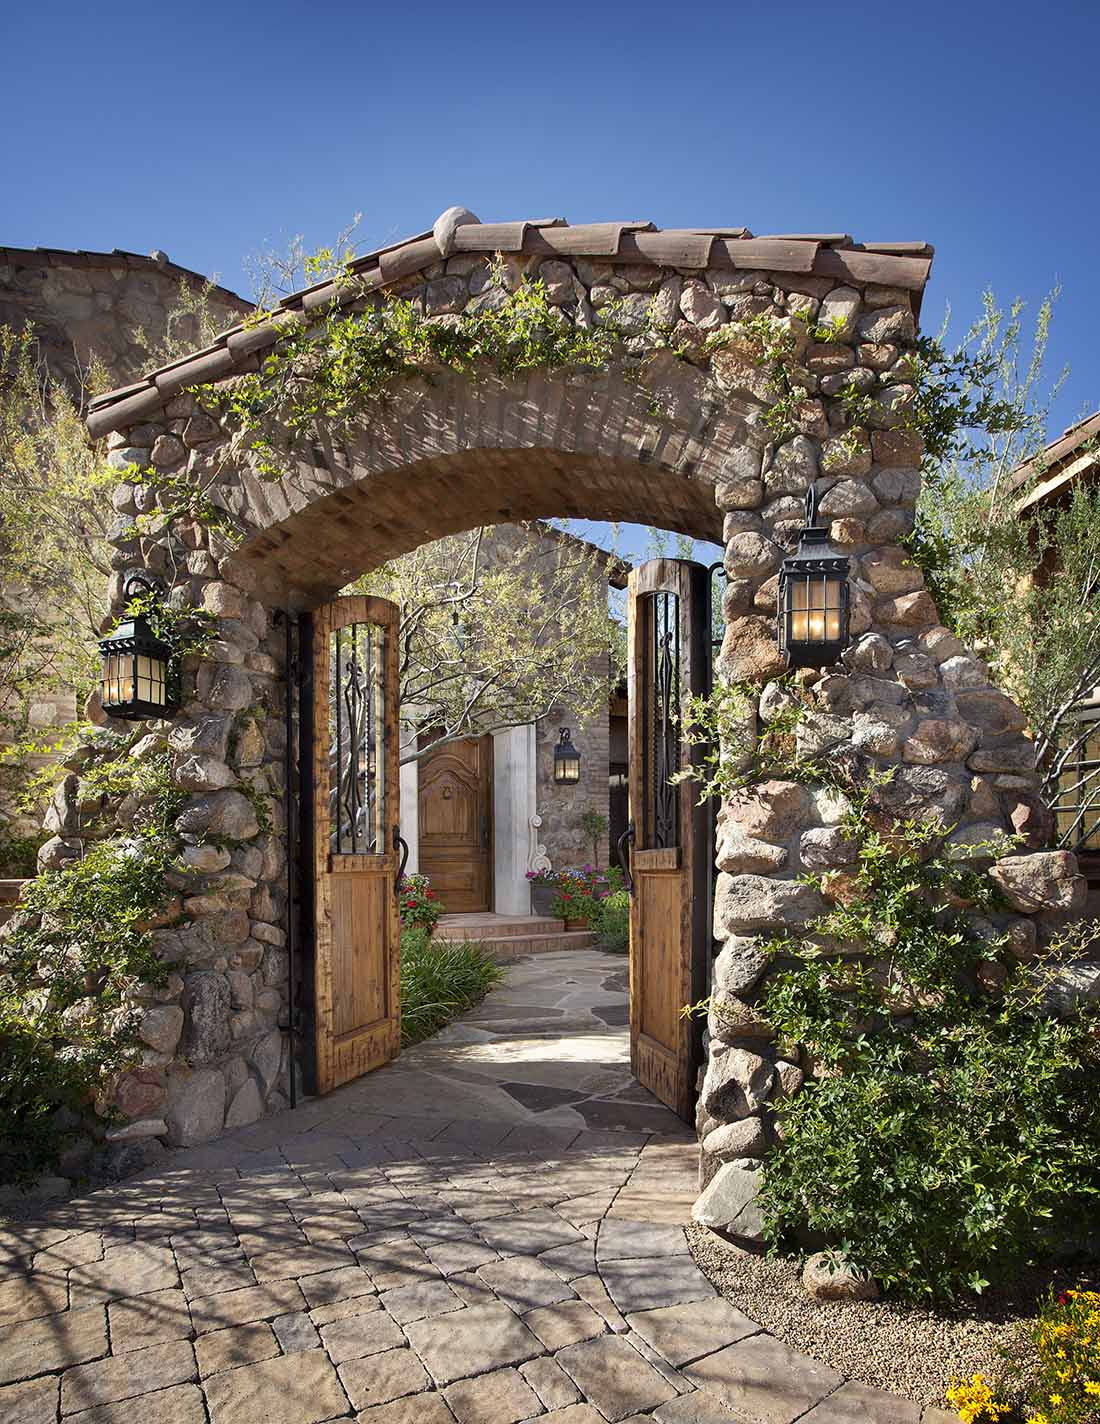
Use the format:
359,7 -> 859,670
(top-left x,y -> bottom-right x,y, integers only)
121,571 -> 166,604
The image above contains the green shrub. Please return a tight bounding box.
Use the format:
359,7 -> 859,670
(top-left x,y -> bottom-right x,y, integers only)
596,888 -> 630,954
750,778 -> 1100,1303
0,750 -> 180,1186
399,927 -> 502,1046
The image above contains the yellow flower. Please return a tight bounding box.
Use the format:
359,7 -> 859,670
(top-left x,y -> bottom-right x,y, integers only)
1084,1380 -> 1100,1395
1049,1394 -> 1063,1405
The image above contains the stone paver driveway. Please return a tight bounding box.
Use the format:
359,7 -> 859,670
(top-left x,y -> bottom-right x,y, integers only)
0,952 -> 949,1424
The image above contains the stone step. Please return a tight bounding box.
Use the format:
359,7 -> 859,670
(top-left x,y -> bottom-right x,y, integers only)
482,930 -> 598,960
434,915 -> 565,941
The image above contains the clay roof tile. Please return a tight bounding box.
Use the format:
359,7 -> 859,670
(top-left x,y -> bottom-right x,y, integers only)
84,208 -> 935,438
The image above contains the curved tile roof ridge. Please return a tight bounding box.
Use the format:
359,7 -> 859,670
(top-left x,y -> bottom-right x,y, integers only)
85,207 -> 934,440
2,243 -> 251,312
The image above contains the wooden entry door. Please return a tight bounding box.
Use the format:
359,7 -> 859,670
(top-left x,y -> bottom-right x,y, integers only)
626,560 -> 712,1121
418,736 -> 493,914
312,595 -> 401,1094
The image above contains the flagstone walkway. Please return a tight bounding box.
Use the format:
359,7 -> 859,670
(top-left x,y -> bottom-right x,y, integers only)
0,951 -> 950,1424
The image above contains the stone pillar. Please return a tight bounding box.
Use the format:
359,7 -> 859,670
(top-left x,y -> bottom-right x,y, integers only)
399,726 -> 419,875
493,723 -> 536,914
692,288 -> 1089,1239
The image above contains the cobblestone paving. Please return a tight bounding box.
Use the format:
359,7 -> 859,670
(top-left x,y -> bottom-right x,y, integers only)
0,953 -> 950,1424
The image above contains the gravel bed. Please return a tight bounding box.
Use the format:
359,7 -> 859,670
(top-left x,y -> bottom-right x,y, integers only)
688,1226 -> 1097,1409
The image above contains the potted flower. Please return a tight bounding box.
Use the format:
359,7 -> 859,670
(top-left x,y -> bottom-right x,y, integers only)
397,873 -> 442,934
550,866 -> 609,930
526,868 -> 560,917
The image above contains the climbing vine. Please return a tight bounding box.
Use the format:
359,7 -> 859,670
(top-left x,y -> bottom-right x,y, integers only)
210,261 -> 632,480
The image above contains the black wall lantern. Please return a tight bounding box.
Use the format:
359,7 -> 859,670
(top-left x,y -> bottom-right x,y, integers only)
98,573 -> 179,721
553,727 -> 581,785
777,484 -> 851,668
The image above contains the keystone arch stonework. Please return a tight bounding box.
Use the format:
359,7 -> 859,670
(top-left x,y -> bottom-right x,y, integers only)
54,210 -> 1087,1208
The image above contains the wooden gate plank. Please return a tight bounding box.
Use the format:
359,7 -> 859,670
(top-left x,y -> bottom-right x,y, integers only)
313,595 -> 402,1095
627,560 -> 711,1122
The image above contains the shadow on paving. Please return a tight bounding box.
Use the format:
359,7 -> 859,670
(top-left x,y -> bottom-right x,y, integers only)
0,950 -> 936,1423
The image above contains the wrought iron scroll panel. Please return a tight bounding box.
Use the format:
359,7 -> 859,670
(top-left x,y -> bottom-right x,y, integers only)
642,591 -> 680,850
328,621 -> 387,855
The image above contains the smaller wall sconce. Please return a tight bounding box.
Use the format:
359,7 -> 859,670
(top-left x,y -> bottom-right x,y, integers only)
777,484 -> 851,668
98,573 -> 180,721
553,727 -> 582,785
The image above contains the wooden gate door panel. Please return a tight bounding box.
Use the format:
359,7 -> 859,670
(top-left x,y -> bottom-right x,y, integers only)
627,560 -> 711,1122
418,736 -> 493,914
313,595 -> 401,1095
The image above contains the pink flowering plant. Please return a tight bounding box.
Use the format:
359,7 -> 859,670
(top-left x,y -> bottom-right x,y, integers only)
398,872 -> 441,932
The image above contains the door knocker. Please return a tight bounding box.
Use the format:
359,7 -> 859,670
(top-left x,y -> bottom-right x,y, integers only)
441,785 -> 453,799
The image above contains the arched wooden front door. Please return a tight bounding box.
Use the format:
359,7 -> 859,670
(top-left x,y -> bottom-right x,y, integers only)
625,559 -> 713,1122
417,736 -> 493,913
311,595 -> 402,1094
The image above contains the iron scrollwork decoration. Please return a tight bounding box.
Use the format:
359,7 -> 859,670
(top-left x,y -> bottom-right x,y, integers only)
644,591 -> 681,849
329,621 -> 387,854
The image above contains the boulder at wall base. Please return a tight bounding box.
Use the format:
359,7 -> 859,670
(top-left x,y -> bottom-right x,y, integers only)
701,1116 -> 766,1161
989,851 -> 1087,915
250,1029 -> 284,1091
181,972 -> 231,1063
225,1077 -> 264,1128
692,1163 -> 766,1242
700,1045 -> 775,1119
164,1066 -> 225,1146
802,1252 -> 879,1301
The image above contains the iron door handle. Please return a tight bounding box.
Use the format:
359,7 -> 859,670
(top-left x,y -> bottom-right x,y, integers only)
394,825 -> 409,890
480,815 -> 490,850
617,820 -> 636,897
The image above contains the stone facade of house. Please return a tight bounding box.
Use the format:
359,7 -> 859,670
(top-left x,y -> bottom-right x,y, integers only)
0,247 -> 251,872
20,212 -> 1095,1209
0,245 -> 251,392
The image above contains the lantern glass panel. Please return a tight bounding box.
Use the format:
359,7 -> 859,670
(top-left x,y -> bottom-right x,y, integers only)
136,654 -> 166,707
787,574 -> 843,645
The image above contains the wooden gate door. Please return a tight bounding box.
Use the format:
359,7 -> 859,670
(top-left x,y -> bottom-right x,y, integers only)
625,560 -> 711,1121
312,595 -> 402,1094
418,736 -> 493,914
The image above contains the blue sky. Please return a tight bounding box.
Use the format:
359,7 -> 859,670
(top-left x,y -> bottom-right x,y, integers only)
5,0 -> 1098,562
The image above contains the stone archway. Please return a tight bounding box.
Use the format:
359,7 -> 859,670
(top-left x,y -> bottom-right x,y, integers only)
66,209 -> 1083,1234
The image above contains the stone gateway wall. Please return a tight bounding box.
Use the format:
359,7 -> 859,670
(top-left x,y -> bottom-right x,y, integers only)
34,210 -> 1089,1196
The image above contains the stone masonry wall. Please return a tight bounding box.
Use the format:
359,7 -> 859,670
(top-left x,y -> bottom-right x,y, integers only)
536,711 -> 611,871
44,229 -> 1092,1182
